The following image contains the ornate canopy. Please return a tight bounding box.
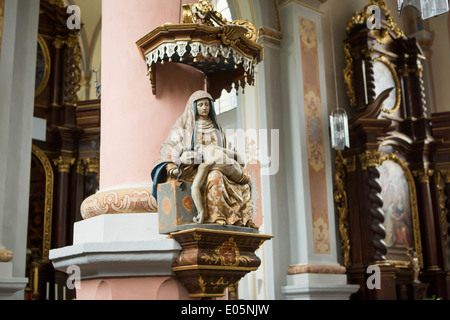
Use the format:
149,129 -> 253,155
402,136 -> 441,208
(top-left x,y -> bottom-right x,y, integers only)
136,0 -> 263,100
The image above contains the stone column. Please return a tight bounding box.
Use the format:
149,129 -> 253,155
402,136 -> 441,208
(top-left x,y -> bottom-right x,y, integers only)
279,0 -> 359,299
0,0 -> 40,300
253,21 -> 290,300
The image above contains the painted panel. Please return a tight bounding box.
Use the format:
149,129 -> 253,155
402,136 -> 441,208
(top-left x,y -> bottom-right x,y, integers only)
299,17 -> 330,254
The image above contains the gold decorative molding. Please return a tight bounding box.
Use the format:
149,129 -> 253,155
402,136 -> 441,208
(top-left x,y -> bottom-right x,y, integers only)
413,168 -> 434,183
440,169 -> 450,184
346,0 -> 405,39
435,171 -> 448,248
373,56 -> 401,114
399,62 -> 424,78
32,145 -> 54,262
343,154 -> 357,173
334,151 -> 351,267
359,150 -> 382,170
52,156 -> 75,173
35,34 -> 51,97
136,6 -> 263,99
380,153 -> 424,268
343,43 -> 356,109
171,228 -> 272,298
182,0 -> 258,42
82,157 -> 100,174
52,37 -> 65,49
76,159 -> 85,175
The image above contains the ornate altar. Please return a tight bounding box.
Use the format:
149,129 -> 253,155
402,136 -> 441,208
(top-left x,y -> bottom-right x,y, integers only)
336,0 -> 450,300
25,0 -> 100,300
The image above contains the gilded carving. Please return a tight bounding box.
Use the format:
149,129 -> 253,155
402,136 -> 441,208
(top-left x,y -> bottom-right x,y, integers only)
373,56 -> 401,114
343,155 -> 357,173
32,145 -> 54,262
182,0 -> 258,43
334,151 -> 351,268
413,168 -> 434,183
201,237 -> 254,267
52,156 -> 75,173
359,150 -> 382,170
346,0 -> 404,39
434,170 -> 448,247
82,157 -> 100,174
343,43 -> 356,109
344,1 -> 406,111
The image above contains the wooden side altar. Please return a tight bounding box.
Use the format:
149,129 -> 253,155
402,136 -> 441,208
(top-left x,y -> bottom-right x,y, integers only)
336,0 -> 450,300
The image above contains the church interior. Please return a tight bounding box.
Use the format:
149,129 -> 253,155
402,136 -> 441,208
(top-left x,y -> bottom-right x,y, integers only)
0,0 -> 449,301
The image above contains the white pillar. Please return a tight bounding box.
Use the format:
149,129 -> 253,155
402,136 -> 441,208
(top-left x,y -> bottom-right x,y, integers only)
279,0 -> 359,299
255,27 -> 291,300
0,0 -> 40,300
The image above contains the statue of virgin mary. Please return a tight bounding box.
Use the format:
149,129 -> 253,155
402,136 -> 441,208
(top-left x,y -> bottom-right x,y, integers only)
151,90 -> 257,229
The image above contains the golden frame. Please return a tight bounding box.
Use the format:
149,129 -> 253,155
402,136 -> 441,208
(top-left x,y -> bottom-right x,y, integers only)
35,34 -> 51,97
373,56 -> 401,114
379,153 -> 423,268
343,1 -> 405,112
31,144 -> 54,262
334,151 -> 351,268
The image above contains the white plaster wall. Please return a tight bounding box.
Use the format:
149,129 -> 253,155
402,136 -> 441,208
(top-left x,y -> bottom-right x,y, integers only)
0,0 -> 40,299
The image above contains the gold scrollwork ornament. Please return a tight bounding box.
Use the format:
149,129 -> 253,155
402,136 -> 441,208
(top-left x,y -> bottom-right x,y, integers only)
334,151 -> 351,268
359,150 -> 382,170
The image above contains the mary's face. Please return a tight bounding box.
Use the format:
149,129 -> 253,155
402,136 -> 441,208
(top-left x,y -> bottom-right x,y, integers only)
196,98 -> 210,119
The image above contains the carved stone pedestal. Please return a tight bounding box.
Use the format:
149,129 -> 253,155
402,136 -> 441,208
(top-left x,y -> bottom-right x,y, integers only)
170,226 -> 273,299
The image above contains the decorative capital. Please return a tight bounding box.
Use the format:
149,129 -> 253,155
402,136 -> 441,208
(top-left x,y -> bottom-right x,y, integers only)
359,150 -> 382,170
82,157 -> 100,174
52,38 -> 65,49
440,169 -> 450,184
52,156 -> 75,173
413,168 -> 434,183
343,155 -> 357,173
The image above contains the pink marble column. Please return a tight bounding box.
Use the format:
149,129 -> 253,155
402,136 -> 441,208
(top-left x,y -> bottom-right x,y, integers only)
83,0 -> 206,300
101,0 -> 206,189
